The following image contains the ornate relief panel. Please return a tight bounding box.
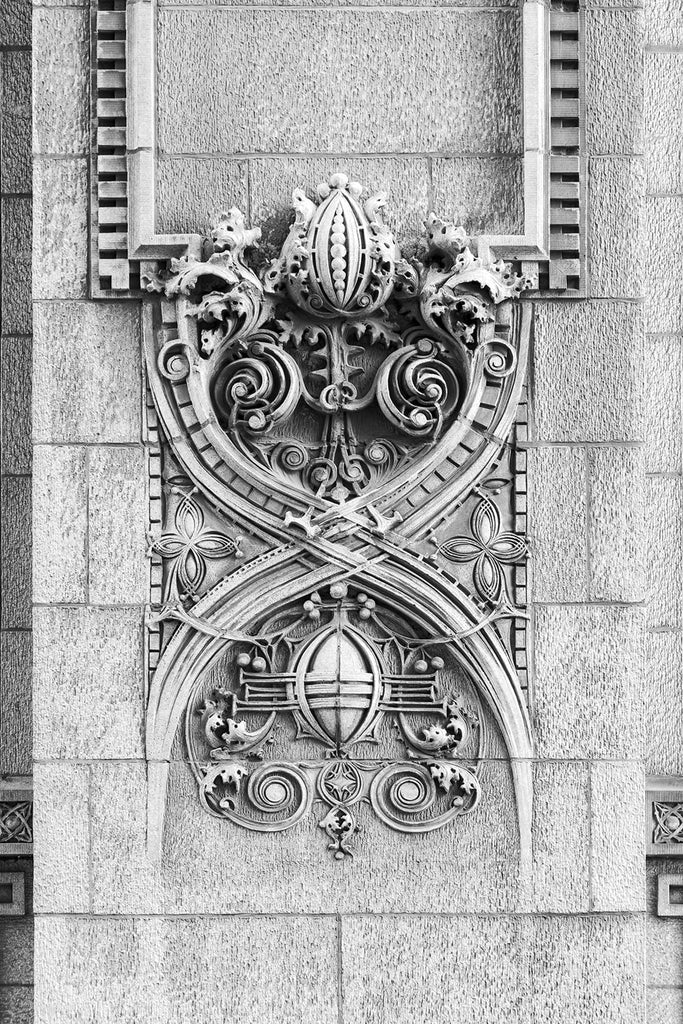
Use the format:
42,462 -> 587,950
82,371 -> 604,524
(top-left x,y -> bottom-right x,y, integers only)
142,174 -> 534,862
647,778 -> 683,857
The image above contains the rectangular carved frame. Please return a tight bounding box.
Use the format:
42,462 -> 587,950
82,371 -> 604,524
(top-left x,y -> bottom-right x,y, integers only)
90,0 -> 586,298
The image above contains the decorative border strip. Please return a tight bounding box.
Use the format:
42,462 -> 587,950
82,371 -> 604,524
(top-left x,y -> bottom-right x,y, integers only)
0,872 -> 25,917
0,784 -> 33,856
90,0 -> 586,299
657,874 -> 683,917
646,778 -> 683,857
512,392 -> 529,694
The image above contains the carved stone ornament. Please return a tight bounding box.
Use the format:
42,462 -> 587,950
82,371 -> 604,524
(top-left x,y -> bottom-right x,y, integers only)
144,174 -> 534,863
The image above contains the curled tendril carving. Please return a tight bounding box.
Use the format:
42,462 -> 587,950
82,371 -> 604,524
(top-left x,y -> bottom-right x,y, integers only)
147,172 -> 530,503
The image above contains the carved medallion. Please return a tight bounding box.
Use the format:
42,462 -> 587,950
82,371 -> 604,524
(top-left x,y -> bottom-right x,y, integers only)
144,174 -> 534,862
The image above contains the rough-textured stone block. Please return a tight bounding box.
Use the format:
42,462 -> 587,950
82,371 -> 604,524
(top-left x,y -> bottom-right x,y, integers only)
91,759 -> 528,915
586,10 -> 643,156
0,986 -> 32,1024
33,301 -> 141,443
249,157 -> 430,254
645,54 -> 683,195
0,631 -> 31,776
534,605 -> 644,758
342,915 -> 532,1024
532,302 -> 643,443
645,0 -> 683,48
88,446 -> 148,605
156,157 -> 248,237
0,0 -> 31,46
588,445 -> 644,602
647,990 -> 683,1024
647,913 -> 683,987
1,51 -> 32,193
0,919 -> 33,984
343,914 -> 645,1024
644,335 -> 682,473
159,0 -> 517,5
0,476 -> 31,629
34,607 -> 144,759
527,446 -> 587,602
1,198 -> 31,335
35,915 -> 338,1024
0,336 -> 31,475
645,198 -> 683,333
532,914 -> 645,1024
431,156 -> 524,236
590,762 -> 644,912
531,760 -> 590,913
645,631 -> 683,776
589,158 -> 643,298
32,445 -> 87,604
158,10 -> 522,155
33,158 -> 88,300
32,764 -> 90,914
646,476 -> 682,629
33,9 -> 89,155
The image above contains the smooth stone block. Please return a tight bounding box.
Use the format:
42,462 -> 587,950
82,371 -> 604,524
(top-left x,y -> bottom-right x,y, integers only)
534,605 -> 644,759
33,301 -> 141,443
32,445 -> 87,604
35,915 -> 338,1024
431,156 -> 524,236
0,476 -> 31,629
32,763 -> 90,914
157,9 -> 522,155
588,158 -> 643,298
33,158 -> 88,300
33,607 -> 144,759
644,335 -> 682,474
0,336 -> 31,475
647,913 -> 683,987
645,53 -> 683,195
590,762 -> 644,912
527,446 -> 587,603
33,9 -> 89,155
88,446 -> 148,605
248,156 -> 430,255
588,445 -> 644,603
0,631 -> 32,776
646,476 -> 682,629
645,631 -> 683,776
532,301 -> 643,443
155,157 -> 248,237
586,10 -> 643,156
645,198 -> 683,334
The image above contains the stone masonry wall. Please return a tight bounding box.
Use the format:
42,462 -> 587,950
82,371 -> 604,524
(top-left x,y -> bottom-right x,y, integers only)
1,0 -> 33,1021
30,1 -> 657,1022
643,0 -> 683,1020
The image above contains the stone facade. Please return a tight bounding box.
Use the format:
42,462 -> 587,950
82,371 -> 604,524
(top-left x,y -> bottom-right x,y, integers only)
0,0 -> 676,1019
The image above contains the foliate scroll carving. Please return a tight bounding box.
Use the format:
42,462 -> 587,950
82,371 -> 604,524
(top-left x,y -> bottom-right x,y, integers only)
144,173 -> 534,863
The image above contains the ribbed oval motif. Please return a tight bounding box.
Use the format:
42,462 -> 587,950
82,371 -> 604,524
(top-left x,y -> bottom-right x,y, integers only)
307,187 -> 373,313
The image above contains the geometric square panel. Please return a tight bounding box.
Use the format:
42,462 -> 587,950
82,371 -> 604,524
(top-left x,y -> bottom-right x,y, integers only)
0,872 -> 25,916
657,874 -> 683,917
646,778 -> 683,857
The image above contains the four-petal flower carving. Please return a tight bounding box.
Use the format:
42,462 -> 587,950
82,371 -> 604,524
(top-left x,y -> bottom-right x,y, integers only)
150,491 -> 242,601
439,498 -> 527,604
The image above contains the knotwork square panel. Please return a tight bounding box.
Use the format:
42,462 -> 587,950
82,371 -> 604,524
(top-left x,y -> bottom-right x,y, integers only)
143,173 -> 534,865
